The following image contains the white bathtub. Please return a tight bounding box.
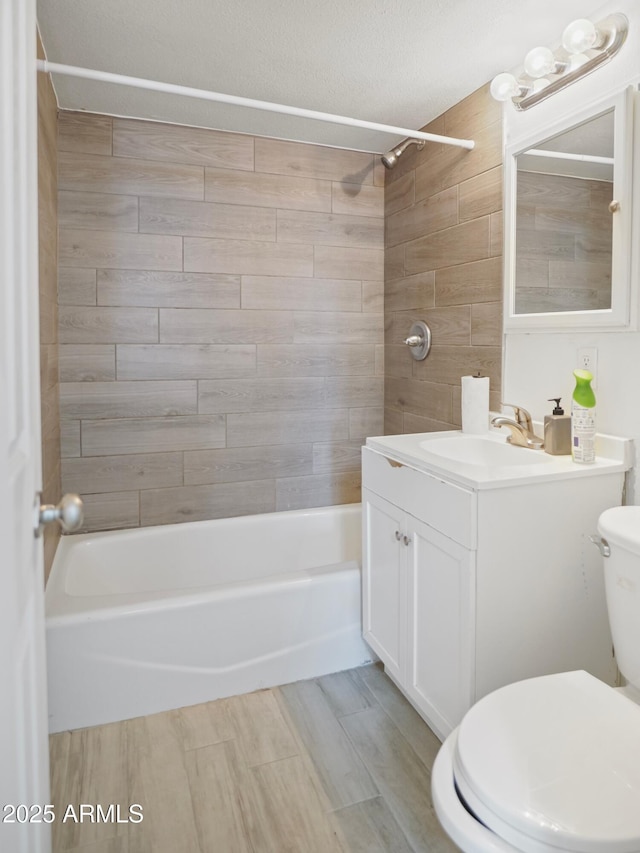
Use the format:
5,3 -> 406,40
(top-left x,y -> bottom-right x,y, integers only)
45,503 -> 373,732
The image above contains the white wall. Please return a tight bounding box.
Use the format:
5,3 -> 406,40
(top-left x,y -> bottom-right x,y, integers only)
502,0 -> 640,500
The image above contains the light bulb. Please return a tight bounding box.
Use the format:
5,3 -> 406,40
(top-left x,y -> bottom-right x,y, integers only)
490,72 -> 520,102
531,78 -> 550,93
523,46 -> 557,78
562,18 -> 599,54
566,52 -> 590,72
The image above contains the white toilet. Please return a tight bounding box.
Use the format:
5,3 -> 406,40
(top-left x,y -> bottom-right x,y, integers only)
431,505 -> 640,853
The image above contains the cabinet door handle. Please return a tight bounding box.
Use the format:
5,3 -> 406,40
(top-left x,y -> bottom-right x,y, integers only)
395,530 -> 402,541
403,535 -> 411,546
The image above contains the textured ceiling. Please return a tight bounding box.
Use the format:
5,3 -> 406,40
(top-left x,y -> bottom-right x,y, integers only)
37,0 -> 604,152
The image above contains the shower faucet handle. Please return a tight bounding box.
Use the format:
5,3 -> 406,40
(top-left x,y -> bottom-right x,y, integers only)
404,321 -> 432,362
405,335 -> 424,347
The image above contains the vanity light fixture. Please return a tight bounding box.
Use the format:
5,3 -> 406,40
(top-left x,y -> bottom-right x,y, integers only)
490,13 -> 628,110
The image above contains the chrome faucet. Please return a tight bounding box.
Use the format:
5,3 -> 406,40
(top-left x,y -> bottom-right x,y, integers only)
502,403 -> 533,433
491,404 -> 544,450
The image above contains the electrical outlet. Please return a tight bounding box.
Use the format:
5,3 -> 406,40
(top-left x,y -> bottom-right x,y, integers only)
577,347 -> 598,382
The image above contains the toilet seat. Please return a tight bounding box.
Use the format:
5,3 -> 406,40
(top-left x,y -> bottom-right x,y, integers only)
452,671 -> 640,853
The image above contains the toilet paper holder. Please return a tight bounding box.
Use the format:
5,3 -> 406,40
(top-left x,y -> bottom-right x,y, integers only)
404,321 -> 431,361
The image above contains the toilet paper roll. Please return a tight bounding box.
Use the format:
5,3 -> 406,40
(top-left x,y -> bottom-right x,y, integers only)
461,375 -> 490,434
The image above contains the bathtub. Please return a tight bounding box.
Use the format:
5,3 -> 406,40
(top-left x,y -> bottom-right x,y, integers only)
45,503 -> 373,732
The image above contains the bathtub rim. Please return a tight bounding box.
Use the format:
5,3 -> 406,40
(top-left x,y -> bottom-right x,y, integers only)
46,502 -> 362,625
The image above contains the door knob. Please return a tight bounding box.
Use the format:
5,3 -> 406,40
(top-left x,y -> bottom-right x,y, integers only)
35,493 -> 84,538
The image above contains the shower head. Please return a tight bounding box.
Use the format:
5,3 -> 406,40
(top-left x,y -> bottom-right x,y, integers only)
381,138 -> 425,169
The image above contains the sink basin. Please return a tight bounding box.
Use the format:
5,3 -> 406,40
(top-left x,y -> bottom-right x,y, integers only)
419,435 -> 551,467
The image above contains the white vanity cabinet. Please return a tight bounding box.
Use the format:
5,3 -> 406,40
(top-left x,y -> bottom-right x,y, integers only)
363,489 -> 474,737
362,437 -> 630,741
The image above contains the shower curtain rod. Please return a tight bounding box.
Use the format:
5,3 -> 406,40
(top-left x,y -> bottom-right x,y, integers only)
36,60 -> 475,152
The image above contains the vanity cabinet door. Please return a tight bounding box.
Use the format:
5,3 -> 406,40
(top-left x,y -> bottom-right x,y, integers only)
405,514 -> 475,740
362,488 -> 407,684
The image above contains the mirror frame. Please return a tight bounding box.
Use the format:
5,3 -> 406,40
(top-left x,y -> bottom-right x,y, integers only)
503,88 -> 634,332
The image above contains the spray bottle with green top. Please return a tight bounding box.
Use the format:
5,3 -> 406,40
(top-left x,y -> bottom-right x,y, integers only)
571,369 -> 596,464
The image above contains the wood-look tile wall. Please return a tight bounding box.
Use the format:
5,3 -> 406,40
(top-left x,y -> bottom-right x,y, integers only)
57,113 -> 384,531
37,36 -> 61,578
384,85 -> 503,433
515,172 -> 612,313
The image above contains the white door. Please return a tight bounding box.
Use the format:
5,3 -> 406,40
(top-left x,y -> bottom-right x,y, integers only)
362,488 -> 406,683
0,0 -> 52,850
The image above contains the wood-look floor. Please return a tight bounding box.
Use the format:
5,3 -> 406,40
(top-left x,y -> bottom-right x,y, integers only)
49,664 -> 458,853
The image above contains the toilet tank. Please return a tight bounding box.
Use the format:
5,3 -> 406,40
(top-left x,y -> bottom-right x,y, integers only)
597,506 -> 640,689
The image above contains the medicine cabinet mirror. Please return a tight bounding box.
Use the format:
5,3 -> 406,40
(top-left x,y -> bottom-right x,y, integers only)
504,89 -> 634,331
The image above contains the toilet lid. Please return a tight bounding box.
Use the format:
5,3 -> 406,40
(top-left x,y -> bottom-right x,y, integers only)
453,671 -> 640,853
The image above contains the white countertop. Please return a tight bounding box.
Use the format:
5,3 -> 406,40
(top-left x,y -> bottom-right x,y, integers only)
365,429 -> 634,490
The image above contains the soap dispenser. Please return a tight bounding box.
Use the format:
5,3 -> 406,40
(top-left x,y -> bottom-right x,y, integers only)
544,398 -> 571,455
